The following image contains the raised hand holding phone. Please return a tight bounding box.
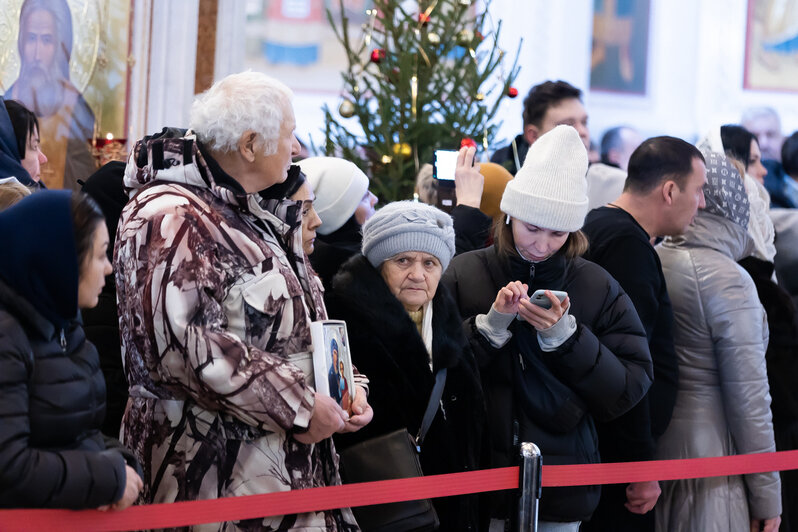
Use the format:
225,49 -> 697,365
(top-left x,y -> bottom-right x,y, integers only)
519,289 -> 570,331
454,146 -> 483,208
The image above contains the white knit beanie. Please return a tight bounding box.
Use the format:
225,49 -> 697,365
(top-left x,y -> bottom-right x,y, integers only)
500,125 -> 589,232
297,157 -> 370,235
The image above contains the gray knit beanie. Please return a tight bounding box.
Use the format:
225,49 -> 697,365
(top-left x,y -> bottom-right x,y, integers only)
500,125 -> 589,232
361,201 -> 455,271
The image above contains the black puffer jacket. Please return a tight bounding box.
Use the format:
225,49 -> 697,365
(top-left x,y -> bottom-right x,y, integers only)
442,246 -> 652,523
0,278 -> 128,508
327,254 -> 486,532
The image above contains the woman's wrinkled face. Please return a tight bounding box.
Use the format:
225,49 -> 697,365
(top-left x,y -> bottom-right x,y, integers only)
510,219 -> 568,262
380,251 -> 442,312
77,223 -> 112,309
290,182 -> 322,255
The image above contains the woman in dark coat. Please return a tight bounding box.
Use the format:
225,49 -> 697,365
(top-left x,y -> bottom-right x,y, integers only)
327,201 -> 485,532
442,126 -> 652,531
0,190 -> 142,509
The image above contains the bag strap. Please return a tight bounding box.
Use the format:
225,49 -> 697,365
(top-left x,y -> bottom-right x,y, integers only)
415,368 -> 447,450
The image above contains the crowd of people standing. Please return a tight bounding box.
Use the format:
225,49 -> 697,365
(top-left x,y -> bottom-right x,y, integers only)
0,69 -> 797,532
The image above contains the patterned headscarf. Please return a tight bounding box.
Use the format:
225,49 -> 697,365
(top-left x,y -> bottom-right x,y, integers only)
701,150 -> 750,230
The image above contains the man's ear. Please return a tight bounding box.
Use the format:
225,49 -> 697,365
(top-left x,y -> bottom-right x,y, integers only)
523,124 -> 541,146
661,180 -> 677,206
238,131 -> 258,163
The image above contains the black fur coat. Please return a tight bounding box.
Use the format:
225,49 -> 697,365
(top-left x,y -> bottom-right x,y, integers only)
326,254 -> 486,532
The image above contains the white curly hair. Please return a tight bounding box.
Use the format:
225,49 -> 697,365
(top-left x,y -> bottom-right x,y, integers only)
189,71 -> 293,156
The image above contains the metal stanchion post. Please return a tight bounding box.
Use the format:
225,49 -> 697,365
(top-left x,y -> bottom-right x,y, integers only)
518,442 -> 541,532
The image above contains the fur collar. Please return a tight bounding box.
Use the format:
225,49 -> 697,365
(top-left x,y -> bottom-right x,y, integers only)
329,254 -> 468,372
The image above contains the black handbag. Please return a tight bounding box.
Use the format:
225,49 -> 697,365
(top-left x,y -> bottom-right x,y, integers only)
338,369 -> 447,532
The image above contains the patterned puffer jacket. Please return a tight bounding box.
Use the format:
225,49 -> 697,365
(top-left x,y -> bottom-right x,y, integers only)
115,129 -> 362,531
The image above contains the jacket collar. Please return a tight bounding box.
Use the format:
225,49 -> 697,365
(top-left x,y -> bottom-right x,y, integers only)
665,211 -> 753,261
124,129 -> 302,239
330,255 -> 466,372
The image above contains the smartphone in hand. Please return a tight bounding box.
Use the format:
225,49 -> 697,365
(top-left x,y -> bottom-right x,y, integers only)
528,289 -> 568,310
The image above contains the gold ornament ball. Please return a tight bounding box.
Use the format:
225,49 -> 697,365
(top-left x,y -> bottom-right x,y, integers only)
427,32 -> 441,45
475,92 -> 485,101
392,143 -> 412,157
338,100 -> 356,118
381,154 -> 393,165
457,29 -> 474,47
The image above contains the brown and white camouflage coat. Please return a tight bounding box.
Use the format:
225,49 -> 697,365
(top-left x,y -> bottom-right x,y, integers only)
115,130 -> 361,531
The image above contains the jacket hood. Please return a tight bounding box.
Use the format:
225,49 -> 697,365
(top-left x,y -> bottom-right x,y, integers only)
0,100 -> 33,185
0,190 -> 78,328
665,211 -> 754,261
124,128 -> 302,237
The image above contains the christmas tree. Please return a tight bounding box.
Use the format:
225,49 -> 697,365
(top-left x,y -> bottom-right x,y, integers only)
323,0 -> 520,202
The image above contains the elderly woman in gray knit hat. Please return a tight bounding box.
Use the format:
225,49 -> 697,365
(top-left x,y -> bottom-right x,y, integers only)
442,125 -> 653,531
326,201 -> 485,532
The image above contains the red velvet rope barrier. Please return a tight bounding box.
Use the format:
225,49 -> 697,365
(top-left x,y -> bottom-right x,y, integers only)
2,450 -> 798,532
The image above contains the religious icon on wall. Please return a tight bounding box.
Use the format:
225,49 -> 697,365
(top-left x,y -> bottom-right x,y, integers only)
590,0 -> 650,95
744,0 -> 798,92
0,0 -> 132,190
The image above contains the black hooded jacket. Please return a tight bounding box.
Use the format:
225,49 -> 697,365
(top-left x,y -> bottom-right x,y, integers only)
0,191 -> 133,509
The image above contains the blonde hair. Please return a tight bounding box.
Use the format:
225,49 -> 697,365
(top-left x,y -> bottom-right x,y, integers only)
0,180 -> 33,211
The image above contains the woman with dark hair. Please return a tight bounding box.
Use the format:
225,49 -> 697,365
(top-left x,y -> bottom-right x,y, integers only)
708,125 -> 798,531
720,124 -> 768,183
443,126 -> 652,530
3,100 -> 47,186
0,190 -> 142,509
260,165 -> 323,257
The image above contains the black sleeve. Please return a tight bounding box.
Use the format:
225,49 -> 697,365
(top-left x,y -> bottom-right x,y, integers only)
591,237 -> 660,340
451,205 -> 492,256
0,321 -> 126,509
591,238 -> 679,441
544,279 -> 653,423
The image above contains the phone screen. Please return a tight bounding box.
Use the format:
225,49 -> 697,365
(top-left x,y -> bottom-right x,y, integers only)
434,150 -> 458,181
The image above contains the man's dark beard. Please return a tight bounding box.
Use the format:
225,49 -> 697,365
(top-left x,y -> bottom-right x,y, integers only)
15,63 -> 65,118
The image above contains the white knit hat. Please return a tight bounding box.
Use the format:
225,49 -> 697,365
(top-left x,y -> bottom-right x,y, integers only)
500,125 -> 589,232
297,157 -> 370,235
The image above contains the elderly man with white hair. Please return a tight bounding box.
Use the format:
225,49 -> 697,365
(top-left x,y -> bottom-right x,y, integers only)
115,71 -> 371,530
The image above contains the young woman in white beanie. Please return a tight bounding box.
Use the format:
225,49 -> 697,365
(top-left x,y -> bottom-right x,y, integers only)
296,156 -> 378,289
326,201 -> 485,532
442,125 -> 653,531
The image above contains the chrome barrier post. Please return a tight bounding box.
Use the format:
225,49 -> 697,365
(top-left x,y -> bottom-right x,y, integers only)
518,442 -> 541,532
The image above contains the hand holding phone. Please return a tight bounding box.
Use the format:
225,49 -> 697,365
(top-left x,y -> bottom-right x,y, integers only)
518,289 -> 569,331
453,146 -> 483,208
527,289 -> 568,310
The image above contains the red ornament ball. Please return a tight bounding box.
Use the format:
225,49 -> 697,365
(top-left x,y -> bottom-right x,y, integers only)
460,138 -> 478,149
507,87 -> 519,98
370,49 -> 386,63
418,13 -> 430,25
